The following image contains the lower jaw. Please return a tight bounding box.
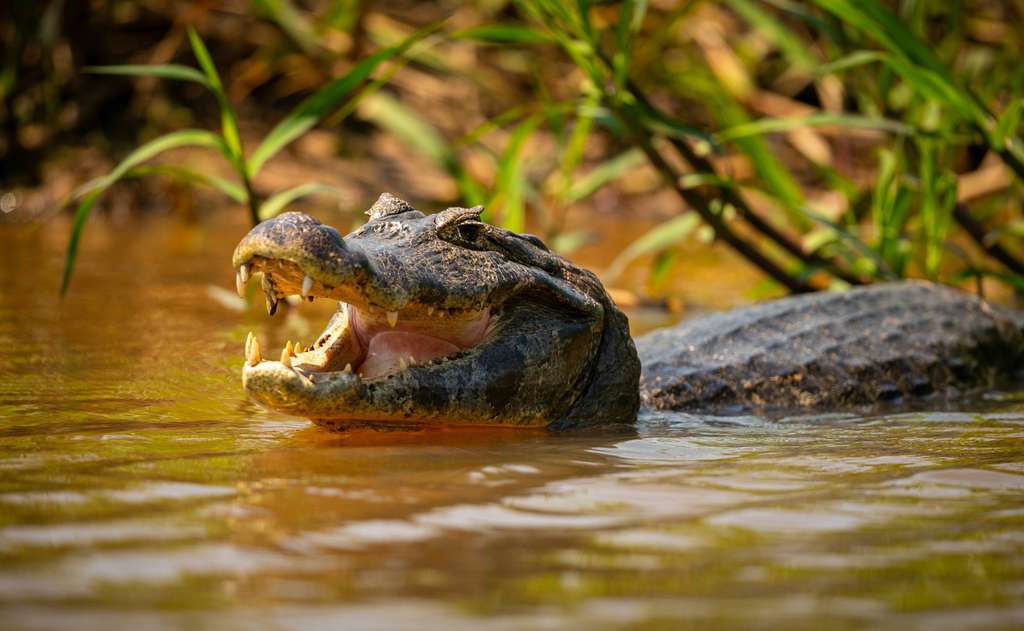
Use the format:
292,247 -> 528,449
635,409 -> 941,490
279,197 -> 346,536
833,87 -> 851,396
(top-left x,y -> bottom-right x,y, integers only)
242,365 -> 552,428
242,344 -> 560,428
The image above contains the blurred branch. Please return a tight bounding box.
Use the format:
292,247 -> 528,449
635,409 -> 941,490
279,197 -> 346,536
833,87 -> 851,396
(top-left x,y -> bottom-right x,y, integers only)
613,101 -> 815,293
616,75 -> 867,286
953,202 -> 1024,277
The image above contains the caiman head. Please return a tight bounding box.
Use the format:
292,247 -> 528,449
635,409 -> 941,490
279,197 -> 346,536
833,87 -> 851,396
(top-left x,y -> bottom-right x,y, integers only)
232,193 -> 640,430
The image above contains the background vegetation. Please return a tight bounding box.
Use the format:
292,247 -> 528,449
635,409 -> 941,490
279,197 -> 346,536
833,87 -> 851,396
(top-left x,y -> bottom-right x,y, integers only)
2,0 -> 1023,300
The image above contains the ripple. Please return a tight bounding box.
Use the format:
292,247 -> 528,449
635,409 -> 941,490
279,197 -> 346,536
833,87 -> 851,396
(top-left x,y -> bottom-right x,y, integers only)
0,519 -> 206,549
591,437 -> 741,463
415,503 -> 621,531
0,490 -> 91,506
504,474 -> 750,520
594,528 -> 705,552
103,482 -> 236,504
289,520 -> 440,551
65,543 -> 326,583
907,468 -> 1024,491
705,507 -> 868,534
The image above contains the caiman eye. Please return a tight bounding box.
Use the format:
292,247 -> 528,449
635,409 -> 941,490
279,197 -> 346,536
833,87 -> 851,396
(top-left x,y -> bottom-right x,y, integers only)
456,222 -> 483,244
434,205 -> 485,246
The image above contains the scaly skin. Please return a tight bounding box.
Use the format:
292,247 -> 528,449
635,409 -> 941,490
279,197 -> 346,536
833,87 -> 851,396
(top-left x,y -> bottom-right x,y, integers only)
233,194 -> 1024,430
638,281 -> 1024,413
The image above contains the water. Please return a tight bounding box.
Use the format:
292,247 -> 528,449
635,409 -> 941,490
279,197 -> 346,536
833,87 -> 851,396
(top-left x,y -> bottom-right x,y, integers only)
2,213 -> 1024,630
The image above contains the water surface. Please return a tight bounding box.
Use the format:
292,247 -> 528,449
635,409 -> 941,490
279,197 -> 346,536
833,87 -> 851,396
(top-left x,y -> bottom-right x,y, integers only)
1,213 -> 1023,630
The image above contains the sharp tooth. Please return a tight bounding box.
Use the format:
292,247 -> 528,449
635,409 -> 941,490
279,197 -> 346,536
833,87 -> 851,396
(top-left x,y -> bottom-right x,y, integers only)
235,270 -> 245,297
301,275 -> 314,298
288,341 -> 297,357
262,274 -> 278,315
245,331 -> 253,358
344,363 -> 352,373
426,306 -> 434,316
246,335 -> 261,366
387,311 -> 399,328
280,344 -> 292,368
239,264 -> 249,284
408,355 -> 416,366
398,357 -> 407,370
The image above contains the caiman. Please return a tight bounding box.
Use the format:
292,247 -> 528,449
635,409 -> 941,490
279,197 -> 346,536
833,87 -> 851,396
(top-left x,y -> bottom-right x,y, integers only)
232,193 -> 1024,430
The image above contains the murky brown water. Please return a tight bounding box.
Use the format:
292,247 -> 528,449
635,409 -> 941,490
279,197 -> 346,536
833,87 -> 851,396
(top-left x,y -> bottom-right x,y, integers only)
1,211 -> 1023,630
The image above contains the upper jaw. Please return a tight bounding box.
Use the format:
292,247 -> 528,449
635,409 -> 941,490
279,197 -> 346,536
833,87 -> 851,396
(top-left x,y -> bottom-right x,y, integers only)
232,211 -> 531,314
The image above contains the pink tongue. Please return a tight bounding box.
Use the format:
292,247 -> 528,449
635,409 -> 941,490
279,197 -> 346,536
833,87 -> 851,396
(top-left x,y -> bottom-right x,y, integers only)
359,331 -> 460,379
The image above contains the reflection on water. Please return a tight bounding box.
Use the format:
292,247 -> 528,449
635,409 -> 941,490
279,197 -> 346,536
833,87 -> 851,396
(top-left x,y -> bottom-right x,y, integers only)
2,214 -> 1024,630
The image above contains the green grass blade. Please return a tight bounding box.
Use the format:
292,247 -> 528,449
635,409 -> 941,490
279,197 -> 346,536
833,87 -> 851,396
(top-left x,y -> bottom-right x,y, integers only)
60,190 -> 102,296
250,0 -> 319,55
613,0 -> 639,90
562,148 -> 644,204
604,213 -> 701,281
187,27 -> 243,161
814,50 -> 884,76
358,92 -> 486,206
879,54 -> 984,125
247,21 -> 443,178
809,0 -> 990,127
714,95 -> 806,222
917,137 -> 956,278
186,27 -> 226,91
726,0 -> 817,71
126,165 -> 247,202
61,129 -> 226,295
553,95 -> 598,197
359,92 -> 449,164
810,0 -> 948,75
994,98 -> 1023,147
717,112 -> 913,142
550,229 -> 594,255
85,64 -> 209,85
71,129 -> 226,199
800,209 -> 896,279
574,0 -> 594,41
517,1 -> 606,88
258,182 -> 345,220
623,100 -> 717,146
489,115 -> 542,231
450,25 -> 553,44
456,103 -> 534,147
816,48 -> 988,132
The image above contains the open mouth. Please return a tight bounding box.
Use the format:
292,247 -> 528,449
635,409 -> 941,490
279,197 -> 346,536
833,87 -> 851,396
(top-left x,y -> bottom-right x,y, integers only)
236,257 -> 494,382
